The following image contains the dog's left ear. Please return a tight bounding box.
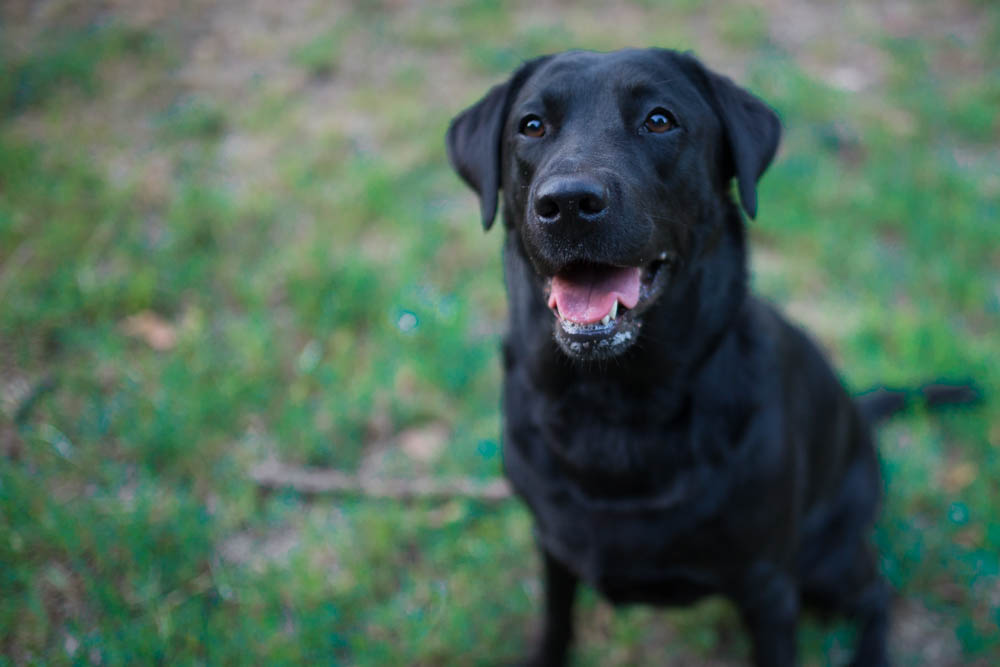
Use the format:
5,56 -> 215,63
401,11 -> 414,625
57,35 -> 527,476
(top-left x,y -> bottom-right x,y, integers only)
446,56 -> 550,230
681,54 -> 782,219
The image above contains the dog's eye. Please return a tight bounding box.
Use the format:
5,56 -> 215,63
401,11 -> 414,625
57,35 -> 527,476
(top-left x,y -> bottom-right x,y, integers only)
519,115 -> 546,138
644,108 -> 676,133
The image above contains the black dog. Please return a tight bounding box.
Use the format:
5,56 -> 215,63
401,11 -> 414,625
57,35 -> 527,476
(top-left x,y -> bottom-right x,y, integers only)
447,48 -> 897,667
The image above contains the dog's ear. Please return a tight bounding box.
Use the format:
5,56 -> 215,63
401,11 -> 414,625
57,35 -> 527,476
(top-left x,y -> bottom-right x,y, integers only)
446,57 -> 550,231
681,54 -> 781,219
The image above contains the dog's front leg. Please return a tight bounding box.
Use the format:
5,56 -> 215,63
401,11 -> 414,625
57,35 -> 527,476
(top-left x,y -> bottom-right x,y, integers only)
737,563 -> 800,667
524,549 -> 578,667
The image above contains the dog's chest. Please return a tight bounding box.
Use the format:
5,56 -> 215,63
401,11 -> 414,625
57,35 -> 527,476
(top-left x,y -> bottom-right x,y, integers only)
503,379 -> 742,598
525,379 -> 734,486
504,430 -> 734,601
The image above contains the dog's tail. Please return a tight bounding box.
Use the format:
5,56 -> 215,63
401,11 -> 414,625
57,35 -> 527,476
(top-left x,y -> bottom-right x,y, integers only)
855,380 -> 982,425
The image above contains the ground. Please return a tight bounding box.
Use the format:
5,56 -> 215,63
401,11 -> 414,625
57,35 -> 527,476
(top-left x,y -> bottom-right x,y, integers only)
1,0 -> 998,664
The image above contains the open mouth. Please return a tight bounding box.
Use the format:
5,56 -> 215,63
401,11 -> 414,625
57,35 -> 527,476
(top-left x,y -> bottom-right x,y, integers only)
546,252 -> 672,358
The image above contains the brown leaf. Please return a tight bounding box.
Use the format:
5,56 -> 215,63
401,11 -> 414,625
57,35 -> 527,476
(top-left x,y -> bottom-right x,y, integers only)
955,525 -> 984,550
1,424 -> 22,460
121,310 -> 177,351
398,422 -> 449,463
942,461 -> 976,494
426,500 -> 467,527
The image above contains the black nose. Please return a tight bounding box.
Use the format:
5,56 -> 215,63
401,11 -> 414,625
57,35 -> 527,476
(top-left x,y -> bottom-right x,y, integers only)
533,177 -> 608,224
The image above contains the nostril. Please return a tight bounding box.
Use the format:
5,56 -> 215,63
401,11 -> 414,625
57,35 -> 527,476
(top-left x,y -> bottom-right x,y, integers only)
579,193 -> 606,216
534,177 -> 608,223
535,195 -> 560,221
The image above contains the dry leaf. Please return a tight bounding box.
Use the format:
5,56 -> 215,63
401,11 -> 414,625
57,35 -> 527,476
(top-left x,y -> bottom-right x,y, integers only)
942,461 -> 976,494
398,422 -> 449,463
121,310 -> 177,350
427,500 -> 467,527
955,525 -> 984,550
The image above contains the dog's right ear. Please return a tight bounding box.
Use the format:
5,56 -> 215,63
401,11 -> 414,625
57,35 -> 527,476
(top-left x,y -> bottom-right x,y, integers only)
446,57 -> 550,231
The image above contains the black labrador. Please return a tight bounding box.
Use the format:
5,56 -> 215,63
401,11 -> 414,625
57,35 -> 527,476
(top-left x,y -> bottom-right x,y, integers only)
446,48 -> 908,666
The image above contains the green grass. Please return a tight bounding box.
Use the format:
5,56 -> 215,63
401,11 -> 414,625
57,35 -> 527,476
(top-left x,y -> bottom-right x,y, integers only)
1,2 -> 999,664
0,22 -> 157,117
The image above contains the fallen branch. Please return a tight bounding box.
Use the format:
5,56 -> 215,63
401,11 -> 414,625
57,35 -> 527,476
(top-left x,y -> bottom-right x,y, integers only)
249,460 -> 513,501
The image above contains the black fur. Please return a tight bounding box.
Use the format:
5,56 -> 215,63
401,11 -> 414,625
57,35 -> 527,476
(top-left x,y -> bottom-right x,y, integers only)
448,48 -> 897,666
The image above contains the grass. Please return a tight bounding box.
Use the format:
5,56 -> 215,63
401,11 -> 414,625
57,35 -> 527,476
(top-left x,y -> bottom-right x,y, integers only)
1,1 -> 998,664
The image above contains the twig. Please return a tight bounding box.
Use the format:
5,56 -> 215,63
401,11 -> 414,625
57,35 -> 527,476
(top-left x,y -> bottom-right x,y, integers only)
249,460 -> 513,501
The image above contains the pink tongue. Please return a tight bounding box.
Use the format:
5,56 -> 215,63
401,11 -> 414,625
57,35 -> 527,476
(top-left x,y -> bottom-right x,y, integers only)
548,265 -> 641,324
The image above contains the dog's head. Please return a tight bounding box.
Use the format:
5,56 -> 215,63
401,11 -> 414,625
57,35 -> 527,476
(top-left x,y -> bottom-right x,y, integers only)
447,49 -> 780,360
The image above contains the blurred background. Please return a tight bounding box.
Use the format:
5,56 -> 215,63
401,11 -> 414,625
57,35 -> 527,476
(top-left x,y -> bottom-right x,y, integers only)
1,0 -> 998,664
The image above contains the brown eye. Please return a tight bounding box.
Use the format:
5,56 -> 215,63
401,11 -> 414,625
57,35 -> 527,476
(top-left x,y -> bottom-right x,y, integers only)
519,115 -> 545,138
644,108 -> 676,133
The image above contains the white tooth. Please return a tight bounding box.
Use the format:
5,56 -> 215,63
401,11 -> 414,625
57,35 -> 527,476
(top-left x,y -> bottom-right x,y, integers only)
601,314 -> 610,326
609,301 -> 618,320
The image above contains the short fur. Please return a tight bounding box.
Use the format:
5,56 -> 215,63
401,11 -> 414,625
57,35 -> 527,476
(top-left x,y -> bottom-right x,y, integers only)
447,48 -> 890,667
